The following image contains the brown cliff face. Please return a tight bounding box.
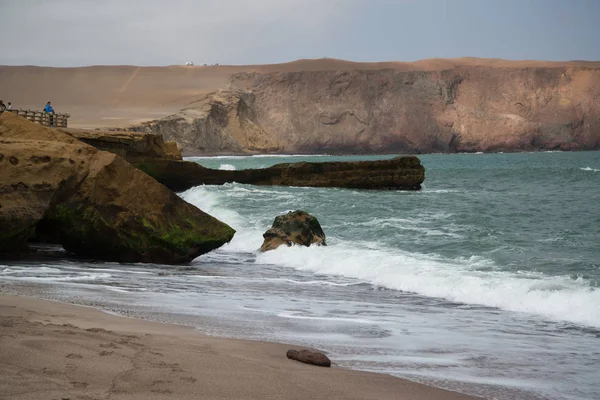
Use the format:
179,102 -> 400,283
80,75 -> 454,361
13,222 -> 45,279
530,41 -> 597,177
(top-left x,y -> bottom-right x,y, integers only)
136,65 -> 600,154
2,59 -> 598,154
230,67 -> 600,153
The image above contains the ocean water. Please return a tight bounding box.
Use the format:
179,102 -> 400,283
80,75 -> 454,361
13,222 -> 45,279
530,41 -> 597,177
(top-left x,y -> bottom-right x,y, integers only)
2,151 -> 600,399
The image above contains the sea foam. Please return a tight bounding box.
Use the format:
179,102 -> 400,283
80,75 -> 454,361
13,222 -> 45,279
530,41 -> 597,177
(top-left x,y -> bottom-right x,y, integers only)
256,243 -> 600,328
181,184 -> 600,329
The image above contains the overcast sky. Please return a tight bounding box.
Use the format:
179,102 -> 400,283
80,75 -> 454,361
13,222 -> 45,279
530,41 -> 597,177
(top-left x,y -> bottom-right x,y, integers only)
0,0 -> 598,66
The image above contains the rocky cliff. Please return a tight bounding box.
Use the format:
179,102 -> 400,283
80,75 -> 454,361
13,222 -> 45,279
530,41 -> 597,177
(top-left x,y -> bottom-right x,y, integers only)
133,64 -> 600,154
2,59 -> 598,154
129,89 -> 283,155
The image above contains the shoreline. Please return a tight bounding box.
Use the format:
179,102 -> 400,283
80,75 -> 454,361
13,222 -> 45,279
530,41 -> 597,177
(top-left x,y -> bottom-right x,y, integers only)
0,293 -> 480,400
180,149 -> 597,158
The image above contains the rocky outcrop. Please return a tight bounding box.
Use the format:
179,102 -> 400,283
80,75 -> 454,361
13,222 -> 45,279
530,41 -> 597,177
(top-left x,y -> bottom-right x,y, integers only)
130,89 -> 283,155
133,156 -> 425,192
260,211 -> 326,252
59,128 -> 182,164
131,65 -> 600,154
0,112 -> 235,263
286,349 -> 331,367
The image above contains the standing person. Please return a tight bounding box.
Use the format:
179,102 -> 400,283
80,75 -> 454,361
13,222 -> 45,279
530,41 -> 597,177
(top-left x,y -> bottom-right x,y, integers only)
44,101 -> 55,126
7,102 -> 12,110
0,100 -> 6,112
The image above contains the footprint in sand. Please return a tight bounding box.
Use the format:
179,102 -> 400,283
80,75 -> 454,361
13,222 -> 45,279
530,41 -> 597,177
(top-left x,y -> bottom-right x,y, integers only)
151,380 -> 172,386
180,377 -> 197,383
116,338 -> 144,349
156,360 -> 184,372
121,334 -> 139,339
150,389 -> 173,394
99,342 -> 120,349
85,327 -> 112,333
66,353 -> 83,359
42,367 -> 62,376
71,381 -> 89,388
99,350 -> 114,356
150,380 -> 173,394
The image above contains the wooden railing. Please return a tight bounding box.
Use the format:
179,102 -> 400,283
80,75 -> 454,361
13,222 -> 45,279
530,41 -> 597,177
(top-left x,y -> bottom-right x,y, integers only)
4,109 -> 70,128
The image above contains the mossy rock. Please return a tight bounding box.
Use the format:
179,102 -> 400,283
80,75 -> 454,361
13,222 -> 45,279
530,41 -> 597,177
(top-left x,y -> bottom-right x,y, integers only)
44,156 -> 235,264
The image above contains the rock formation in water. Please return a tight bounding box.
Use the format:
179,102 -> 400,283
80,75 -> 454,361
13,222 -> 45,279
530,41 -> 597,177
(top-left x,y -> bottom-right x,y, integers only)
133,156 -> 425,192
0,112 -> 235,263
131,64 -> 600,154
260,211 -> 326,252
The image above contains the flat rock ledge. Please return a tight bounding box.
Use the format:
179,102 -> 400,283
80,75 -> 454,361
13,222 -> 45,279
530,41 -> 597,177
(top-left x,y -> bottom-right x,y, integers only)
134,156 -> 425,192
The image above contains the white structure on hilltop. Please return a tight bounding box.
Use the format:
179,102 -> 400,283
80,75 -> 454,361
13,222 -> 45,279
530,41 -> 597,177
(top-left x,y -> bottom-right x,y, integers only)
185,61 -> 194,66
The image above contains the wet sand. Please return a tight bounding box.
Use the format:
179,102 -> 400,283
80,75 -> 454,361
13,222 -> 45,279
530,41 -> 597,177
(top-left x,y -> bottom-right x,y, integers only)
0,293 -> 479,400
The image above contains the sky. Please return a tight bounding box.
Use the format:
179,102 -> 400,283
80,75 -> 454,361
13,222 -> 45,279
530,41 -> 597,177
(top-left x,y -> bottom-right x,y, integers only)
0,0 -> 599,66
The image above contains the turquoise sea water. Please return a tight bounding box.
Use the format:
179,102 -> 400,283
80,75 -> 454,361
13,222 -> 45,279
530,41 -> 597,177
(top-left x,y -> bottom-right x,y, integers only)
2,151 -> 599,399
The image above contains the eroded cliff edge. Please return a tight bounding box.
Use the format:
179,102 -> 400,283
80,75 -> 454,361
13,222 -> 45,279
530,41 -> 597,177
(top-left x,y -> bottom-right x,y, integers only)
132,65 -> 600,154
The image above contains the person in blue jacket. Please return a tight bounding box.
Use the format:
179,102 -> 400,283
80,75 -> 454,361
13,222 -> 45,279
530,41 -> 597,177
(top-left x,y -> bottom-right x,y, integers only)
44,101 -> 55,126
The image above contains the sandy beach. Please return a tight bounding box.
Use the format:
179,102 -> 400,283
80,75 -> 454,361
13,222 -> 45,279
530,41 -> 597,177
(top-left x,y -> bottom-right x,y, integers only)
0,293 -> 478,400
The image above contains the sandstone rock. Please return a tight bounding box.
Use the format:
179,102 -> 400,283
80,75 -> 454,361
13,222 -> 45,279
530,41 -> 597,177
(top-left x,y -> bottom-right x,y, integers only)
286,349 -> 331,367
0,112 -> 235,263
260,211 -> 325,252
131,156 -> 425,192
58,128 -> 182,163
